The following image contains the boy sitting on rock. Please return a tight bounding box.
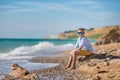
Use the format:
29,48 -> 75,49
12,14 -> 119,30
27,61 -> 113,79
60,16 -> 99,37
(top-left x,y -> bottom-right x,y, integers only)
64,28 -> 93,69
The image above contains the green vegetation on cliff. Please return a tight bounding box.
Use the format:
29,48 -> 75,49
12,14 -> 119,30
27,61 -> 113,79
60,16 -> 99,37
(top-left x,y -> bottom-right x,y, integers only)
67,34 -> 78,39
86,33 -> 104,39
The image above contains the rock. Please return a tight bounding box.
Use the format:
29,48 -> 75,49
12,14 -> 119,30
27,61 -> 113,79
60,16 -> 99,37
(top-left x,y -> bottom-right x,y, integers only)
79,64 -> 99,74
7,63 -> 40,80
23,73 -> 38,79
22,73 -> 41,80
9,63 -> 29,79
97,62 -> 109,67
104,57 -> 111,61
95,26 -> 120,45
97,73 -> 110,80
117,49 -> 120,55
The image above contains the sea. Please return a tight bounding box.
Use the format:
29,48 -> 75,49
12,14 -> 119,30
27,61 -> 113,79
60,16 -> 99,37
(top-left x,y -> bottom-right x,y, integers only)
0,38 -> 96,74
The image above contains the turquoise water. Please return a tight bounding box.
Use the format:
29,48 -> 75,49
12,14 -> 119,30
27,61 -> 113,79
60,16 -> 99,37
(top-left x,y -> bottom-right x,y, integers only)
0,38 -> 96,53
0,38 -> 76,53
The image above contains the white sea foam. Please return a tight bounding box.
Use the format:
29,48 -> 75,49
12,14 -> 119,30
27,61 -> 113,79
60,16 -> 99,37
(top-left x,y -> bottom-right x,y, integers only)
0,42 -> 74,60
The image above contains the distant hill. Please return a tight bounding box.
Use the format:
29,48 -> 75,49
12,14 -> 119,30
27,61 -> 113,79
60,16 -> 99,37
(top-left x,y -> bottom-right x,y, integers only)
58,25 -> 120,39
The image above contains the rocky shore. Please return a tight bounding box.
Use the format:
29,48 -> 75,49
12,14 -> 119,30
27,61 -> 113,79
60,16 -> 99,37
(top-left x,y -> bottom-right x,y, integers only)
30,43 -> 120,80
1,43 -> 120,80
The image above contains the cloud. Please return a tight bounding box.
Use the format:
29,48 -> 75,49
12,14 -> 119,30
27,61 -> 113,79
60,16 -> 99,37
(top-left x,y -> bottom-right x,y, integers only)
0,1 -> 74,14
70,0 -> 100,5
0,0 -> 103,14
0,5 -> 20,9
17,2 -> 74,12
0,0 -> 119,24
83,11 -> 120,26
4,8 -> 42,14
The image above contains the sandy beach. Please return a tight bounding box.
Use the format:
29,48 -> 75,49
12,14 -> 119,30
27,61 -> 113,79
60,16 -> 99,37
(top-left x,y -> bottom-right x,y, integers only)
27,43 -> 120,80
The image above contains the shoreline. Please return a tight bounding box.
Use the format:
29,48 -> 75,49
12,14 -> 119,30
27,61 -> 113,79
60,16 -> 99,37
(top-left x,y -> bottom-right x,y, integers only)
29,53 -> 93,80
29,43 -> 120,80
1,43 -> 120,80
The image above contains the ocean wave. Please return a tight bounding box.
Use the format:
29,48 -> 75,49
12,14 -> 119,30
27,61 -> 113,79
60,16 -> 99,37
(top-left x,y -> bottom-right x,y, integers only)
0,42 -> 74,60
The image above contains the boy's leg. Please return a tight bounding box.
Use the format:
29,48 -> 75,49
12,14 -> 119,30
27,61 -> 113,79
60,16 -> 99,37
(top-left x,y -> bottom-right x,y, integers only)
64,51 -> 73,69
69,50 -> 92,69
68,49 -> 81,69
64,55 -> 73,69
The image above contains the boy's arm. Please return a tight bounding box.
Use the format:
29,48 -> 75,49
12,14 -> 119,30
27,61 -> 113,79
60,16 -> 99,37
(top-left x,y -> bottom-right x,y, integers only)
76,46 -> 82,50
72,46 -> 82,50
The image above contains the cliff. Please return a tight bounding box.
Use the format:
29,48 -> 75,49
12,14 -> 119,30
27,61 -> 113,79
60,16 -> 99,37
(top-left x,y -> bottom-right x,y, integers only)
95,25 -> 120,45
58,25 -> 120,39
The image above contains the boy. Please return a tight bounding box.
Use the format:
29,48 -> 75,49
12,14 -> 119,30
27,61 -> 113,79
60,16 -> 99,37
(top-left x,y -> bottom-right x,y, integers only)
64,28 -> 93,69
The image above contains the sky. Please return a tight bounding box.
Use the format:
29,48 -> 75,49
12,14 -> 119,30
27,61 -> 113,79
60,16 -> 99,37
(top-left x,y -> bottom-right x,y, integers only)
0,0 -> 120,38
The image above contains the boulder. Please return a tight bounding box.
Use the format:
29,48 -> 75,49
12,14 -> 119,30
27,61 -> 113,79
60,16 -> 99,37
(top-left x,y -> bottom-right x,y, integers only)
7,63 -> 40,80
79,64 -> 99,74
9,63 -> 29,79
95,26 -> 120,45
23,73 -> 38,79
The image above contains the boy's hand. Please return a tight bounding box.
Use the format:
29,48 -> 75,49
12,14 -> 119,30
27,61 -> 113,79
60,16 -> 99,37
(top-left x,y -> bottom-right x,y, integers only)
76,46 -> 82,50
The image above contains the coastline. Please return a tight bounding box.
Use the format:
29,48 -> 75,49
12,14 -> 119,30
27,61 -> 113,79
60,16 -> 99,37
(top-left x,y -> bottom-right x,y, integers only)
29,51 -> 93,80
1,43 -> 120,80
29,43 -> 120,80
